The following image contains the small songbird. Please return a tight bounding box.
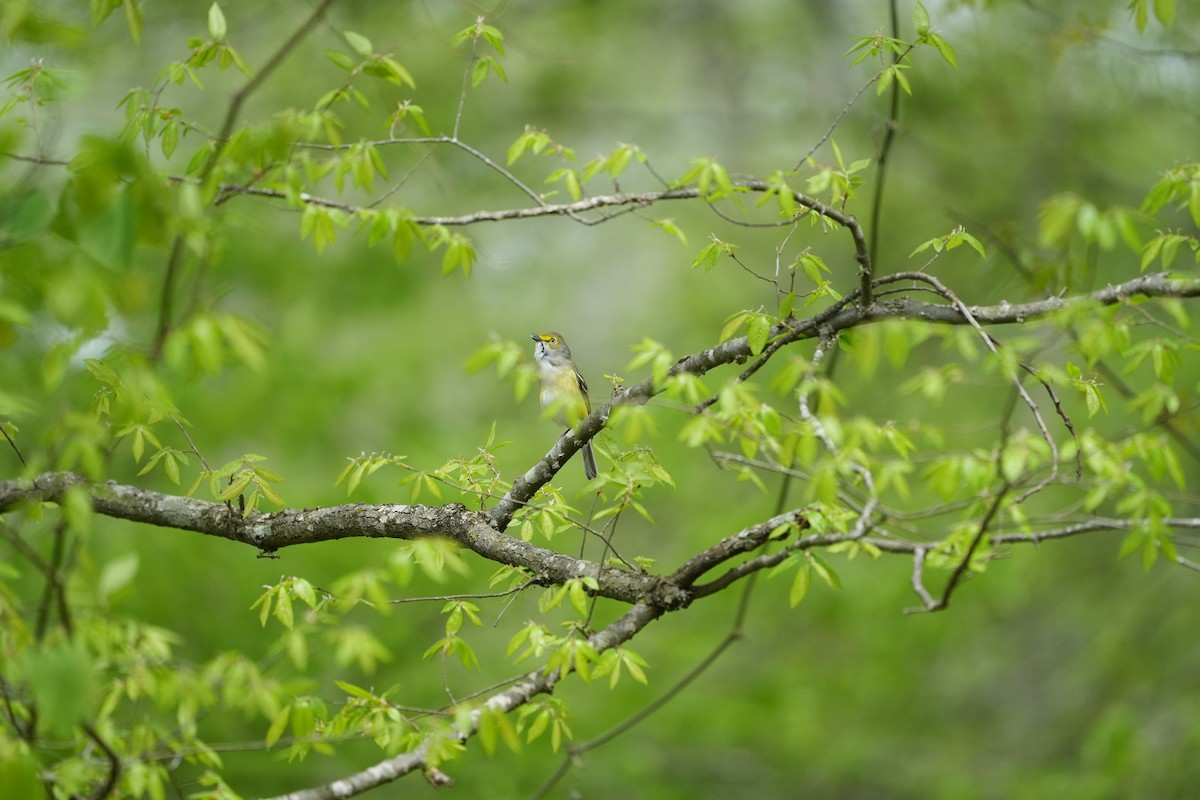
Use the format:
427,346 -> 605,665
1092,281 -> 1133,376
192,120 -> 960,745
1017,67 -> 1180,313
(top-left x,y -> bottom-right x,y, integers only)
530,331 -> 598,480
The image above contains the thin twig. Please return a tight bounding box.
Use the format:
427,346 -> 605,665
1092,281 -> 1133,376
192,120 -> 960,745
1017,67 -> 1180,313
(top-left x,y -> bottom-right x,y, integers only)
34,522 -> 71,640
203,0 -> 338,179
939,488 -> 1009,607
992,516 -> 1200,545
908,547 -> 936,609
531,521 -> 767,800
83,723 -> 122,800
915,485 -> 1010,614
172,416 -> 212,472
147,237 -> 186,361
883,271 -> 1063,504
151,0 -> 338,360
688,531 -> 856,599
388,578 -> 537,605
451,20 -> 480,138
2,424 -> 26,467
797,332 -> 880,535
791,43 -> 917,173
867,0 -> 903,272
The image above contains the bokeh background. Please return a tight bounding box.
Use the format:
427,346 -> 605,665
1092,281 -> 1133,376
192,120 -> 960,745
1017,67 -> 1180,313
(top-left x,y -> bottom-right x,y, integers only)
3,0 -> 1199,797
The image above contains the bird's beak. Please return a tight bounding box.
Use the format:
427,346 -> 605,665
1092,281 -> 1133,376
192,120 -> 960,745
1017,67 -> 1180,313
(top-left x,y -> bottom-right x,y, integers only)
530,333 -> 542,342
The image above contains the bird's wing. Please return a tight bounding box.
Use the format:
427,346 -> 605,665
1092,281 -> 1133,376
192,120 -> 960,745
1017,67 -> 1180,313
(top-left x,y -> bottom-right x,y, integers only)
574,370 -> 592,411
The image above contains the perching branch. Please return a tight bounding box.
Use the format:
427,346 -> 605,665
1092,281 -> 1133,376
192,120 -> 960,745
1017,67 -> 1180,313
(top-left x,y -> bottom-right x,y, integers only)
492,271 -> 1200,527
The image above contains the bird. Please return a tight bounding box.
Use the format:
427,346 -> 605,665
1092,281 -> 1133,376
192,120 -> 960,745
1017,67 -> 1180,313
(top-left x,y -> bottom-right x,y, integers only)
530,331 -> 598,480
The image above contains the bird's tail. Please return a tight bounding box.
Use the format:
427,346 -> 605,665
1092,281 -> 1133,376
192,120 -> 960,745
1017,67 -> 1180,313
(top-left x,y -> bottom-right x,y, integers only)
581,440 -> 598,480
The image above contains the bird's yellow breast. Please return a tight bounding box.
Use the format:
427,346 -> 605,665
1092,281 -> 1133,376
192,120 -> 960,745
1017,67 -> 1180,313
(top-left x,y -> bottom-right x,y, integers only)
540,368 -> 588,426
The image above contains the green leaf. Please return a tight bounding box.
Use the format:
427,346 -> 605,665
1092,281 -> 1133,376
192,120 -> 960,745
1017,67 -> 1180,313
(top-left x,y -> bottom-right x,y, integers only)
479,707 -> 521,755
680,156 -> 734,200
1039,193 -> 1082,248
719,311 -> 748,344
808,552 -> 842,590
123,0 -> 143,43
1084,383 -> 1107,417
913,1 -> 930,36
958,230 -> 987,258
2,189 -> 54,242
798,253 -> 829,284
84,357 -> 121,387
790,562 -> 812,607
692,241 -> 721,271
567,579 -> 591,617
563,168 -> 581,200
0,744 -> 43,799
207,2 -> 227,40
75,185 -> 136,267
380,57 -> 415,88
927,33 -> 957,67
778,291 -> 795,318
1154,0 -> 1176,27
831,139 -> 846,171
276,592 -> 297,630
335,680 -> 374,700
746,313 -> 771,355
650,218 -> 687,246
1130,0 -> 1150,31
471,57 -> 490,87
98,554 -> 139,601
160,119 -> 179,158
265,706 -> 290,747
344,31 -> 373,57
476,23 -> 505,54
325,49 -> 356,71
91,0 -> 123,25
440,233 -> 476,276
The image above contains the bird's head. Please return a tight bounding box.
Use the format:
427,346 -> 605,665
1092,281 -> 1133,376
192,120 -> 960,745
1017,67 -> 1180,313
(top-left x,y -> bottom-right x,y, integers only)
530,331 -> 572,363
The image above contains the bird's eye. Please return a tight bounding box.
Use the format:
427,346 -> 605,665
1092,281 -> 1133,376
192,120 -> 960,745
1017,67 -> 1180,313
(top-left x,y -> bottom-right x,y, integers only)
548,337 -> 557,344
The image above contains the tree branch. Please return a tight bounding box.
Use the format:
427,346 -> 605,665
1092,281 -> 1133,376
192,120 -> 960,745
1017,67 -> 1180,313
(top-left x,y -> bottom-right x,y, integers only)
202,0 -> 339,179
0,472 -> 691,611
668,511 -> 809,587
267,602 -> 664,800
491,271 -> 1200,526
151,0 -> 338,361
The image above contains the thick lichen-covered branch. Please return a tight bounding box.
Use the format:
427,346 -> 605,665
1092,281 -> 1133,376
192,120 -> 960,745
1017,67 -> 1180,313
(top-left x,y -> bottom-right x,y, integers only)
0,472 -> 688,609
